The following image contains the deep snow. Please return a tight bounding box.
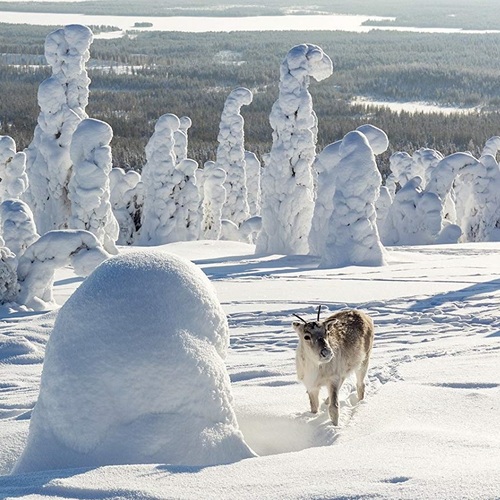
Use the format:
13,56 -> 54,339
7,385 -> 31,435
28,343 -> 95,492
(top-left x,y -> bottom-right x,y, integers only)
0,240 -> 499,498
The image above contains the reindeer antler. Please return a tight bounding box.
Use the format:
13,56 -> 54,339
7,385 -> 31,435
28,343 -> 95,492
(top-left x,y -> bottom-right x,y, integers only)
317,304 -> 322,321
293,313 -> 307,323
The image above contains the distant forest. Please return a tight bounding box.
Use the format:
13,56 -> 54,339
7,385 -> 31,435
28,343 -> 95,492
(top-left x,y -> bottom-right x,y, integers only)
1,0 -> 500,30
1,24 -> 500,177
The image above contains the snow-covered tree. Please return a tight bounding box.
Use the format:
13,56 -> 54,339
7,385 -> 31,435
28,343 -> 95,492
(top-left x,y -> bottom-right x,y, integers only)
174,116 -> 192,164
245,151 -> 261,216
310,124 -> 388,257
0,200 -> 39,257
23,24 -> 93,234
308,140 -> 341,257
455,153 -> 500,242
381,176 -> 461,246
319,130 -> 385,268
140,114 -> 200,245
16,229 -> 110,310
216,87 -> 253,226
481,136 -> 500,159
110,168 -> 143,245
173,158 -> 201,242
68,118 -> 119,254
0,136 -> 28,201
257,44 -> 333,255
200,161 -> 226,240
0,245 -> 19,304
426,151 -> 479,224
386,147 -> 443,196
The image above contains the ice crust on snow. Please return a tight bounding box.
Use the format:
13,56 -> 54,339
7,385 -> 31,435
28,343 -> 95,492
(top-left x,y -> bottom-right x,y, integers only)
23,24 -> 93,234
319,131 -> 385,268
216,87 -> 252,226
68,118 -> 119,254
0,136 -> 28,200
13,251 -> 254,472
257,43 -> 333,255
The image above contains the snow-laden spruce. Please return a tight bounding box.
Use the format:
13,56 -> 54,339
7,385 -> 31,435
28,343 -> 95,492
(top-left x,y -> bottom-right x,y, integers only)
310,124 -> 388,257
23,24 -> 93,234
140,114 -> 200,245
425,151 -> 479,225
13,251 -> 254,472
381,176 -> 461,246
0,200 -> 39,257
244,151 -> 261,216
199,161 -> 227,240
386,147 -> 443,196
454,153 -> 500,242
216,87 -> 252,226
257,44 -> 333,255
109,168 -> 143,245
68,118 -> 119,254
0,136 -> 28,201
174,116 -> 192,164
481,135 -> 500,159
319,130 -> 385,268
0,245 -> 19,304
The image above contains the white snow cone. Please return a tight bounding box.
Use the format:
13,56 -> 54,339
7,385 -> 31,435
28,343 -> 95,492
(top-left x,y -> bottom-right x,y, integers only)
13,251 -> 254,473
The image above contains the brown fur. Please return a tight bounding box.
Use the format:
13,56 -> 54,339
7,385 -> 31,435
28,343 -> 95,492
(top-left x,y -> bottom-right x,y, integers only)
292,309 -> 374,425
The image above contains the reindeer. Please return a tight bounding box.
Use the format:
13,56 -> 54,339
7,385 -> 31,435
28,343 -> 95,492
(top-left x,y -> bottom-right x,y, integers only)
292,305 -> 374,425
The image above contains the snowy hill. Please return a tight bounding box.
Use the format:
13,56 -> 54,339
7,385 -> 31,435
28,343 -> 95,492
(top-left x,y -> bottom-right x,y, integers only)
0,241 -> 499,498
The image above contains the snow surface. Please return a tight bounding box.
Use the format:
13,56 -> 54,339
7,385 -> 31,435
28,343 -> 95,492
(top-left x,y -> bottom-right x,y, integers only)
1,240 -> 499,498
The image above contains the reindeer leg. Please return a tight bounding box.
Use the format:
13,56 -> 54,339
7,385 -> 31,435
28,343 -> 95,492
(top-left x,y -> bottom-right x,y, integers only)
327,378 -> 344,425
355,360 -> 369,401
307,387 -> 320,414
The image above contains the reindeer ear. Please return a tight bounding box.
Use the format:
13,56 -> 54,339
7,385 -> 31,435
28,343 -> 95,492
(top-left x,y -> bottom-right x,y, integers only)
292,321 -> 304,334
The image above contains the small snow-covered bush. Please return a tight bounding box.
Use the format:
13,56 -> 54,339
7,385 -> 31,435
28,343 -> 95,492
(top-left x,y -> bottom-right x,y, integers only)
13,251 -> 254,472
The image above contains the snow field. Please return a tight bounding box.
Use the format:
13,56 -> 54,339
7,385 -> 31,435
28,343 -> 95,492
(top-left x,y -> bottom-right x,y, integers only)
1,242 -> 498,497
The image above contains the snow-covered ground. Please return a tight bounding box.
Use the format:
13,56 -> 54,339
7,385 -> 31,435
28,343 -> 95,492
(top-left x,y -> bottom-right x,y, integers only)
0,240 -> 499,498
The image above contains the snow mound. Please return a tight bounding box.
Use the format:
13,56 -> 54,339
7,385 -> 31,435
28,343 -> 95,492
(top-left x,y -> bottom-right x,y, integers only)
13,251 -> 254,473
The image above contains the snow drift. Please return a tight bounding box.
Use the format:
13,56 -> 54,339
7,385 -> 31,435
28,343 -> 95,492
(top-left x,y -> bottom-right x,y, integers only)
13,251 -> 254,473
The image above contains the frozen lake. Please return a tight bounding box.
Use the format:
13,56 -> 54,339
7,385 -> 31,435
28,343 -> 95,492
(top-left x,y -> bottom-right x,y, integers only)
352,97 -> 482,115
1,10 -> 500,35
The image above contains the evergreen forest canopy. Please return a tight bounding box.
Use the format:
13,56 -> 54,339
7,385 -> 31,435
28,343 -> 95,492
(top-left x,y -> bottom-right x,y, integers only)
1,0 -> 500,30
1,24 -> 500,177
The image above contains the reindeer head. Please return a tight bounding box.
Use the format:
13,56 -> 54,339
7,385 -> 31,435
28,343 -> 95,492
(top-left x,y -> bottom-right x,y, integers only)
292,305 -> 334,363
